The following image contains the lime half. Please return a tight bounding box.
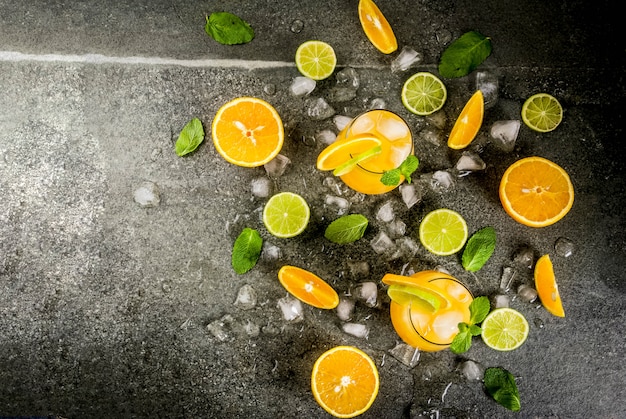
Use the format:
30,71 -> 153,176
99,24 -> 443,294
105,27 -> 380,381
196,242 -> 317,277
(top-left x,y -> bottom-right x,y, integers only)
521,93 -> 563,132
419,208 -> 468,256
481,308 -> 529,351
295,40 -> 337,81
401,72 -> 447,115
263,192 -> 310,238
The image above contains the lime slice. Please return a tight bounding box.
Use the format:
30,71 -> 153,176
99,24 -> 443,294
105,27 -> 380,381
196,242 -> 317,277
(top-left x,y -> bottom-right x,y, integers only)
521,93 -> 563,132
419,208 -> 468,256
295,40 -> 337,81
263,192 -> 310,238
481,308 -> 529,351
401,72 -> 447,115
387,284 -> 445,312
332,145 -> 382,176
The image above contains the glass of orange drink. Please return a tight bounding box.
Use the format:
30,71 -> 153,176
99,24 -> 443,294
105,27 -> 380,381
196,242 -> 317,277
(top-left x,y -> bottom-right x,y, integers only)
317,109 -> 413,195
382,270 -> 473,352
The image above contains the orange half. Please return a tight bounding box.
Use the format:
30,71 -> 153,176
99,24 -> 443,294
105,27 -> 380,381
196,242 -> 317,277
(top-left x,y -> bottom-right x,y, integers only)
499,156 -> 574,227
311,346 -> 379,418
358,0 -> 398,54
534,254 -> 565,317
278,265 -> 339,309
211,97 -> 284,167
447,90 -> 484,149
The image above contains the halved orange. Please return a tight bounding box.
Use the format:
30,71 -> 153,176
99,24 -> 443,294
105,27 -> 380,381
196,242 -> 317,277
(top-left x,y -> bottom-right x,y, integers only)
278,265 -> 339,309
499,156 -> 574,227
447,90 -> 484,150
316,135 -> 382,171
358,0 -> 398,54
311,345 -> 380,418
534,254 -> 565,317
211,97 -> 284,167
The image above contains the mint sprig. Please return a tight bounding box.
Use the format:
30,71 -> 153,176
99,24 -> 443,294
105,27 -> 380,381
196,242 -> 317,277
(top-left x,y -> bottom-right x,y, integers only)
380,155 -> 419,186
231,228 -> 263,274
324,214 -> 368,244
175,118 -> 205,157
484,367 -> 521,412
450,296 -> 490,354
462,227 -> 496,272
205,12 -> 254,45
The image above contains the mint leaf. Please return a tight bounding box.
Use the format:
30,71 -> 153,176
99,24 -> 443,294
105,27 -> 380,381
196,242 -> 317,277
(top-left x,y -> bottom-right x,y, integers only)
469,296 -> 490,324
380,155 -> 419,186
324,214 -> 368,244
231,228 -> 263,274
175,118 -> 204,157
469,324 -> 482,336
484,367 -> 521,412
450,328 -> 471,354
462,227 -> 496,272
438,31 -> 492,78
205,12 -> 254,45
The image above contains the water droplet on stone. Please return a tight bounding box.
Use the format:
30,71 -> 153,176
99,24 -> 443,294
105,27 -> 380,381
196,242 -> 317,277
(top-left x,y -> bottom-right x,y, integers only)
290,19 -> 304,33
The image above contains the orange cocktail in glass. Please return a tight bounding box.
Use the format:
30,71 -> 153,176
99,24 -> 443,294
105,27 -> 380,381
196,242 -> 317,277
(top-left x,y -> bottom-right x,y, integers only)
317,109 -> 413,195
383,270 -> 473,352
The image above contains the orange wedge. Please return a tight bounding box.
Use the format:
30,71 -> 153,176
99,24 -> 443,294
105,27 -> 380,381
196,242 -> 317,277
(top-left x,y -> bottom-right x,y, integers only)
311,346 -> 379,418
316,135 -> 382,171
447,90 -> 484,149
211,97 -> 284,167
358,0 -> 398,54
278,265 -> 339,309
499,156 -> 574,227
534,254 -> 565,317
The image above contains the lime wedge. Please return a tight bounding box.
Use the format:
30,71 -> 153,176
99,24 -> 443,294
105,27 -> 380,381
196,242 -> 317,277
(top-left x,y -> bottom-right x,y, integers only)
332,145 -> 382,176
387,284 -> 444,312
263,192 -> 310,238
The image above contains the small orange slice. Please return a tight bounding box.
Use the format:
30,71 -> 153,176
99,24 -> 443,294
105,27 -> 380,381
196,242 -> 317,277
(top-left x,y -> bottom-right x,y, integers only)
447,90 -> 484,150
534,254 -> 565,317
211,97 -> 284,167
278,265 -> 339,309
499,156 -> 574,227
358,0 -> 398,54
316,135 -> 382,171
311,346 -> 380,418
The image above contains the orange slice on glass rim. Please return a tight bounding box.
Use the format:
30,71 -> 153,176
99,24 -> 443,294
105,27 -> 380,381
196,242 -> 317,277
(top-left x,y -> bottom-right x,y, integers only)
447,90 -> 484,150
358,0 -> 398,54
316,135 -> 382,172
278,265 -> 339,309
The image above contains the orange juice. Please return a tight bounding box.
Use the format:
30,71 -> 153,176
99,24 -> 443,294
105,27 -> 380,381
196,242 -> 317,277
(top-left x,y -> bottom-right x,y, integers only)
334,110 -> 413,194
383,270 -> 473,352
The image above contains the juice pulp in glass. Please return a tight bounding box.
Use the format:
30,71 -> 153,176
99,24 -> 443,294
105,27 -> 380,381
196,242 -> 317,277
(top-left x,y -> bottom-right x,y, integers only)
386,271 -> 473,352
336,110 -> 413,195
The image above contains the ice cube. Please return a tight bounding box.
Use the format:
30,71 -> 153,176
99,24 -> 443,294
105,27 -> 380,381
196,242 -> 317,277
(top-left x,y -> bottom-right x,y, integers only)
399,183 -> 423,209
368,98 -> 386,110
277,295 -> 304,322
387,219 -> 407,238
376,117 -> 410,141
328,87 -> 357,103
396,236 -> 419,257
264,154 -> 291,178
134,181 -> 160,207
492,294 -> 510,309
389,343 -> 420,368
391,46 -> 423,73
261,243 -> 281,262
347,260 -> 370,278
356,281 -> 378,307
333,115 -> 353,131
234,284 -> 257,310
251,176 -> 272,198
460,360 -> 484,381
554,237 -> 575,257
455,151 -> 486,174
207,317 -> 230,342
336,298 -> 355,321
517,284 -> 538,303
315,129 -> 337,145
475,71 -> 499,109
325,194 -> 351,215
513,246 -> 534,269
376,201 -> 395,223
243,320 -> 260,337
350,113 -> 375,133
421,128 -> 443,146
290,76 -> 316,96
500,266 -> 517,292
306,97 -> 335,120
370,231 -> 395,254
426,112 -> 447,130
342,322 -> 369,339
490,120 -> 521,152
336,67 -> 360,89
430,170 -> 455,192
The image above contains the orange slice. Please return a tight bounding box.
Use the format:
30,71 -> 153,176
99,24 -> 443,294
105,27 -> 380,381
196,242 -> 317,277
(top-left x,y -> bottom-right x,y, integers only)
534,254 -> 565,317
358,0 -> 398,54
447,90 -> 484,149
499,156 -> 574,227
211,97 -> 284,167
311,346 -> 379,418
278,265 -> 339,309
316,135 -> 382,171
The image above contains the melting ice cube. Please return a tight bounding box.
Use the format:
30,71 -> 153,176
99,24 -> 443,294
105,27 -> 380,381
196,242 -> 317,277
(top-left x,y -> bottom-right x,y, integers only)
369,98 -> 386,110
391,46 -> 423,73
289,76 -> 316,96
134,181 -> 160,207
305,97 -> 335,120
399,183 -> 422,209
376,117 -> 410,141
336,67 -> 360,89
475,71 -> 499,109
492,294 -> 510,309
371,231 -> 395,254
336,298 -> 355,321
342,322 -> 369,339
356,281 -> 378,307
517,284 -> 538,303
387,219 -> 407,238
460,360 -> 484,381
389,343 -> 420,368
554,237 -> 575,257
490,120 -> 521,152
264,154 -> 291,178
251,176 -> 272,198
325,194 -> 351,215
333,115 -> 353,131
234,284 -> 257,310
455,151 -> 486,173
430,170 -> 455,192
315,129 -> 337,145
277,295 -> 304,322
376,201 -> 395,223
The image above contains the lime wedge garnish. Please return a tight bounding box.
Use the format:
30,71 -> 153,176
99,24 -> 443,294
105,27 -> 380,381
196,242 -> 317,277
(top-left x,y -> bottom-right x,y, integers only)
387,283 -> 444,312
332,145 -> 382,176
